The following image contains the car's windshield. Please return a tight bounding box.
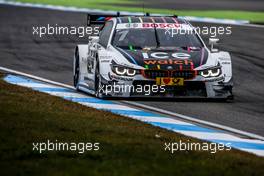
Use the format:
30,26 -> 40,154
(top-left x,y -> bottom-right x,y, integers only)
112,27 -> 203,49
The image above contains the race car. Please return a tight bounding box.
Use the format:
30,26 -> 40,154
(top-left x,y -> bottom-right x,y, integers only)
73,13 -> 233,99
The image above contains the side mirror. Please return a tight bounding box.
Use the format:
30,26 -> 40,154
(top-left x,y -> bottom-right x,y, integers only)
89,36 -> 99,42
209,38 -> 219,52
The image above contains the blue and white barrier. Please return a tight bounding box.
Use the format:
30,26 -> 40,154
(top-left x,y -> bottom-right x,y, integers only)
3,74 -> 264,157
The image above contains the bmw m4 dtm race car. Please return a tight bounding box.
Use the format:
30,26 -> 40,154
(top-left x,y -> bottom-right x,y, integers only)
73,13 -> 233,99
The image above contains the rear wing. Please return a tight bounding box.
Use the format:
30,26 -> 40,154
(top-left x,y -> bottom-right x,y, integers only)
87,12 -> 120,26
87,12 -> 177,26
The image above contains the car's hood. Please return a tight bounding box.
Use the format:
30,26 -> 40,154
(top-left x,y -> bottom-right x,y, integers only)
115,47 -> 208,70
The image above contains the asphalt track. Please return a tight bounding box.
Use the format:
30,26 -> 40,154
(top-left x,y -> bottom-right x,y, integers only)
0,5 -> 264,136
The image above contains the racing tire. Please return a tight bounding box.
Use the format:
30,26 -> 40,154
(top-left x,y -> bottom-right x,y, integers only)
73,50 -> 80,89
94,61 -> 103,98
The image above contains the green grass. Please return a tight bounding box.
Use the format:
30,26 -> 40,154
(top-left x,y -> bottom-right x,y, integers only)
14,0 -> 264,22
0,73 -> 264,175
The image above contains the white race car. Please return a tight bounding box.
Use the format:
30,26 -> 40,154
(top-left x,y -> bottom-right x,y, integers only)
73,14 -> 233,99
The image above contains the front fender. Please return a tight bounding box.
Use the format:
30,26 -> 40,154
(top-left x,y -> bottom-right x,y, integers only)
217,51 -> 232,83
74,44 -> 88,76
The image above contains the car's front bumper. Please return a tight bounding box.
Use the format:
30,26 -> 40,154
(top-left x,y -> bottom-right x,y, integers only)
99,73 -> 233,99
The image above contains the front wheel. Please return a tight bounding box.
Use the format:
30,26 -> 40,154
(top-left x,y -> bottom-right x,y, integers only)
73,51 -> 80,88
94,62 -> 103,98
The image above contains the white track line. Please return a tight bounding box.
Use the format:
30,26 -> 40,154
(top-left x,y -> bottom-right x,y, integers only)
45,92 -> 89,98
172,131 -> 264,143
131,116 -> 195,126
0,66 -> 74,89
122,101 -> 264,141
242,149 -> 264,156
1,0 -> 264,28
13,82 -> 61,88
1,66 -> 264,141
79,102 -> 140,111
122,101 -> 264,140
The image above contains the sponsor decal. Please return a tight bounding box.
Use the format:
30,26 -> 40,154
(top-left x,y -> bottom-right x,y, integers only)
100,56 -> 111,59
142,52 -> 193,66
100,60 -> 110,63
144,59 -> 193,65
125,23 -> 139,28
156,77 -> 184,86
142,52 -> 191,59
116,23 -> 192,30
221,61 -> 231,65
142,23 -> 180,28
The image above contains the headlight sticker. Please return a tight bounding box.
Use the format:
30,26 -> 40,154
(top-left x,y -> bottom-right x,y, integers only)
200,68 -> 221,78
112,65 -> 138,77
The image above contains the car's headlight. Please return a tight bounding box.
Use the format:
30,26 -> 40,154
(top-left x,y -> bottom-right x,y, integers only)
200,67 -> 221,78
114,66 -> 127,75
112,65 -> 138,77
